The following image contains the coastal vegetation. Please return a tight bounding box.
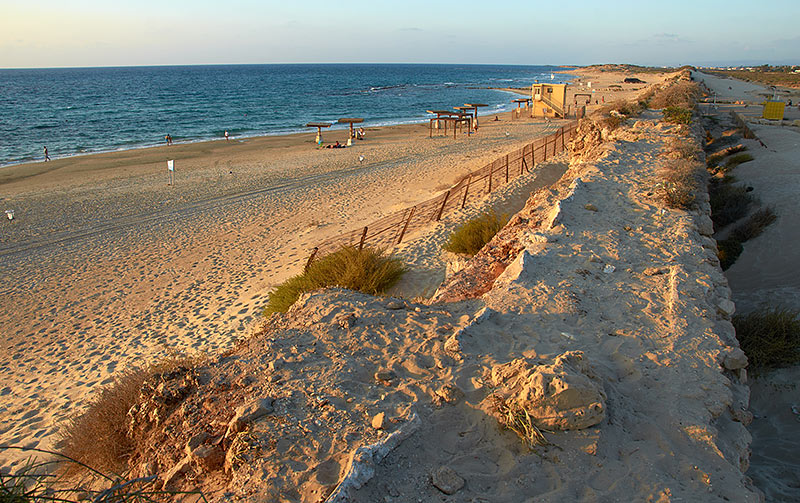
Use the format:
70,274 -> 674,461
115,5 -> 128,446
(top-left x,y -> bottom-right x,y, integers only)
442,210 -> 509,256
264,246 -> 405,314
707,66 -> 800,89
60,353 -> 204,474
733,307 -> 800,368
662,106 -> 693,125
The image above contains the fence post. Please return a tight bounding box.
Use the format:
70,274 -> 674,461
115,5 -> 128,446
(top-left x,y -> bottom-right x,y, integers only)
435,191 -> 450,221
560,127 -> 565,151
505,154 -> 509,184
358,226 -> 368,250
397,206 -> 416,244
461,174 -> 472,209
488,165 -> 493,193
305,247 -> 319,271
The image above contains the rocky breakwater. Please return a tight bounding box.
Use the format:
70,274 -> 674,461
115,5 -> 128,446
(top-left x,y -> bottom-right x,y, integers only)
120,113 -> 760,502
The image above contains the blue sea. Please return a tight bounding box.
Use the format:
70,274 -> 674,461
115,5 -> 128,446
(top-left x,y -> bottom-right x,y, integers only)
0,64 -> 572,167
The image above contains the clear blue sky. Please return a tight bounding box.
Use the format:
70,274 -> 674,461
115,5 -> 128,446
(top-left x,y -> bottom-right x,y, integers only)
2,0 -> 798,68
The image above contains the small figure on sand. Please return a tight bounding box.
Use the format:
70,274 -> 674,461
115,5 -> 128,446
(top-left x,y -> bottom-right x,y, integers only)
43,146 -> 50,162
165,134 -> 173,145
325,141 -> 345,149
224,130 -> 229,141
356,127 -> 365,140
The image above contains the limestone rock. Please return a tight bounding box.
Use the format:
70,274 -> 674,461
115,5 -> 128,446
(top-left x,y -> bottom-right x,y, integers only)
225,397 -> 274,438
490,351 -> 606,430
717,299 -> 736,318
191,444 -> 225,471
584,203 -> 598,212
431,466 -> 464,495
385,299 -> 405,310
723,348 -> 748,370
162,456 -> 192,490
435,384 -> 464,405
696,214 -> 714,236
374,369 -> 396,383
371,412 -> 385,430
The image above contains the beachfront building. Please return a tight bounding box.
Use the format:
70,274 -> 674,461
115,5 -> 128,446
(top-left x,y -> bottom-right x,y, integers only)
531,83 -> 567,118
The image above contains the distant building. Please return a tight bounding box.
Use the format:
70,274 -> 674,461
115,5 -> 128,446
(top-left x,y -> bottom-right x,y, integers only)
531,83 -> 568,118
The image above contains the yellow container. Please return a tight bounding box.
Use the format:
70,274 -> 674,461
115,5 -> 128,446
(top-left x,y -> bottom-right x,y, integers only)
762,101 -> 785,120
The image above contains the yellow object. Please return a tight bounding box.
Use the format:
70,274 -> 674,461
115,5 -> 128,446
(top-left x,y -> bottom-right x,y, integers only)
762,101 -> 785,120
531,83 -> 567,118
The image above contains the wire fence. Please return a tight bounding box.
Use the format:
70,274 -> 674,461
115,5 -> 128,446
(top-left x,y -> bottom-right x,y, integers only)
305,121 -> 578,268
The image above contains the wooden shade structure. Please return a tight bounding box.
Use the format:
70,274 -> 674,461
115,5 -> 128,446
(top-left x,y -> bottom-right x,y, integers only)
463,103 -> 488,129
428,110 -> 471,138
512,98 -> 532,119
337,118 -> 364,141
306,122 -> 332,144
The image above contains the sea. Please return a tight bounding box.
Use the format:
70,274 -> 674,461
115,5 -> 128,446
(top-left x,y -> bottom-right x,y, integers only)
0,64 -> 573,167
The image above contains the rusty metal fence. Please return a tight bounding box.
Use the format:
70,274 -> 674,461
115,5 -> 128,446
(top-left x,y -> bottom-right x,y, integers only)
306,121 -> 578,267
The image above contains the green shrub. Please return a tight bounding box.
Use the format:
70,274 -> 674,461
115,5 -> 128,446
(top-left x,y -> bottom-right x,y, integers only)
733,307 -> 800,368
656,160 -> 703,209
706,144 -> 747,169
723,153 -> 754,171
717,238 -> 743,270
729,207 -> 777,243
264,246 -> 405,314
663,106 -> 692,125
443,210 -> 509,256
709,183 -> 755,228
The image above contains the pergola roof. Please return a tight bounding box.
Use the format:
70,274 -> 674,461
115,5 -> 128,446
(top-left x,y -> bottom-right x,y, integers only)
464,103 -> 488,107
306,122 -> 332,128
337,118 -> 364,124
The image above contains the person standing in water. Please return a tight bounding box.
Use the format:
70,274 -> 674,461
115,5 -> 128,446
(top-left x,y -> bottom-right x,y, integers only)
43,146 -> 50,161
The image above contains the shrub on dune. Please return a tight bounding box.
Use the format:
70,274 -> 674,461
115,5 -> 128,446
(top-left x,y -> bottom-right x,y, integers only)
442,210 -> 509,256
733,307 -> 800,368
264,246 -> 405,315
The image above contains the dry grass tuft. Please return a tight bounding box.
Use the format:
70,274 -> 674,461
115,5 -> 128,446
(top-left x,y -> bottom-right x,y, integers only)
656,159 -> 704,209
648,80 -> 700,109
729,207 -> 777,243
716,238 -> 743,271
264,246 -> 405,314
489,395 -> 549,450
733,307 -> 800,368
59,353 -> 203,475
443,210 -> 509,256
723,152 -> 754,171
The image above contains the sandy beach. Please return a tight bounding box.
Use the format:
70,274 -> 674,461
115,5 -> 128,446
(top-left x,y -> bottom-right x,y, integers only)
0,104 -> 579,468
8,66 -> 794,502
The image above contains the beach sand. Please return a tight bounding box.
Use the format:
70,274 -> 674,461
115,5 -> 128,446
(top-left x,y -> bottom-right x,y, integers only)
0,106 -> 573,469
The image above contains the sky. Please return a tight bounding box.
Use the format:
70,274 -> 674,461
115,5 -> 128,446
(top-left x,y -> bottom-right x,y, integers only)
1,0 -> 799,68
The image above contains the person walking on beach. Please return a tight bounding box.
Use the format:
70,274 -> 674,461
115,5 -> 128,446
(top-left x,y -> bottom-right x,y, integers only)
224,130 -> 229,141
43,146 -> 50,162
165,134 -> 172,145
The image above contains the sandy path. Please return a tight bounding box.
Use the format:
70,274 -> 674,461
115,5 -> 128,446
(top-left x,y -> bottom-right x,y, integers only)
0,114 -> 562,469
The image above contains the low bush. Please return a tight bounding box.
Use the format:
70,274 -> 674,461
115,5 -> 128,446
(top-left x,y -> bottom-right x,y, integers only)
649,80 -> 700,109
709,182 -> 755,228
59,354 -> 202,474
733,307 -> 800,368
729,207 -> 777,243
706,144 -> 747,168
723,152 -> 754,171
717,238 -> 743,270
264,246 -> 405,314
663,106 -> 692,125
656,159 -> 703,209
443,210 -> 509,256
